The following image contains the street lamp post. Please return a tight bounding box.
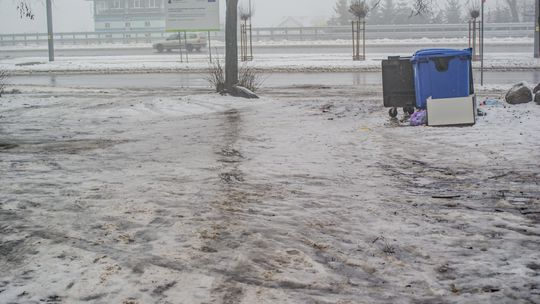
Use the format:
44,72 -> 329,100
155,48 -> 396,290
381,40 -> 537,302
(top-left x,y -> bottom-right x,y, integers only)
249,0 -> 253,59
534,0 -> 540,58
46,0 -> 54,62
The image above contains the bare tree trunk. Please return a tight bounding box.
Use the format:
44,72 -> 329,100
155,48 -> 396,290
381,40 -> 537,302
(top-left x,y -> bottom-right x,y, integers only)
225,0 -> 239,89
505,0 -> 519,22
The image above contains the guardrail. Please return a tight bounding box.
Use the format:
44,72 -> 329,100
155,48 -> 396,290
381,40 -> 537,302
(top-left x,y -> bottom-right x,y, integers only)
253,23 -> 534,41
0,23 -> 533,47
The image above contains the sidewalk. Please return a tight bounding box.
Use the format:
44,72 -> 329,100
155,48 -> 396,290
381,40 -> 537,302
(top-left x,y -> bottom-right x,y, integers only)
0,86 -> 538,303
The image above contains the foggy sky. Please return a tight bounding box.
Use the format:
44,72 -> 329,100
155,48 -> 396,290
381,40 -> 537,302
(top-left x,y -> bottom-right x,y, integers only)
0,0 -> 504,34
0,0 -> 94,34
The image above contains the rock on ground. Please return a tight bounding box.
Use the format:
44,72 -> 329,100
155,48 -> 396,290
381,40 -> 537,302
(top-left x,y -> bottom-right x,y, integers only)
533,83 -> 540,94
505,82 -> 532,105
221,86 -> 259,99
535,92 -> 540,105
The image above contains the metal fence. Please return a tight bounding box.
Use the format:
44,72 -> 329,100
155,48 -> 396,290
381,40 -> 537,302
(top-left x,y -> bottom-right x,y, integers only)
0,23 -> 533,47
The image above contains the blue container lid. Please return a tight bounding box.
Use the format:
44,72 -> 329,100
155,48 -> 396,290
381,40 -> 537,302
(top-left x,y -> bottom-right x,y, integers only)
411,48 -> 472,62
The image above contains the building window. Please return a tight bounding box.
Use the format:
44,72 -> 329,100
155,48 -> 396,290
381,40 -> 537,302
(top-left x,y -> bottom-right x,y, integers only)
105,23 -> 111,28
154,0 -> 163,8
96,1 -> 107,14
111,0 -> 123,9
148,0 -> 157,8
125,22 -> 131,28
145,21 -> 151,27
132,0 -> 141,8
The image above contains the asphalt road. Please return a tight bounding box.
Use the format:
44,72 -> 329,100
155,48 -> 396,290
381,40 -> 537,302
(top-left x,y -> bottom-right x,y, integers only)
0,43 -> 533,59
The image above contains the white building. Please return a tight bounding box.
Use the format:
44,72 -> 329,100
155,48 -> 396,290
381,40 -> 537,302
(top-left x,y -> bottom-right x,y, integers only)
87,0 -> 166,32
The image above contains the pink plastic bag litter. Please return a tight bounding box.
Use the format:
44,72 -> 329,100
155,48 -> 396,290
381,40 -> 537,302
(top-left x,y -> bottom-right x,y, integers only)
410,110 -> 427,126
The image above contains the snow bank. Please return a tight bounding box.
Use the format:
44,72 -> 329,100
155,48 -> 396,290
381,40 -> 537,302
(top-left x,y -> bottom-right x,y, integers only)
1,51 -> 538,75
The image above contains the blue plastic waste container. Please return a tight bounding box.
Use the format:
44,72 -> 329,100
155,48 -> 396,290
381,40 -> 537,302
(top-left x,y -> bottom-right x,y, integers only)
410,48 -> 472,109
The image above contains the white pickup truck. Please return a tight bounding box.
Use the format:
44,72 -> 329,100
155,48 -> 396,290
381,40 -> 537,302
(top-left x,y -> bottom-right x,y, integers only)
153,33 -> 207,53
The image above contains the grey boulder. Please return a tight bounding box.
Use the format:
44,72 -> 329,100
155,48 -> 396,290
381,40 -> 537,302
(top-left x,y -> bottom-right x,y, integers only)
534,83 -> 540,94
505,82 -> 532,105
535,92 -> 540,105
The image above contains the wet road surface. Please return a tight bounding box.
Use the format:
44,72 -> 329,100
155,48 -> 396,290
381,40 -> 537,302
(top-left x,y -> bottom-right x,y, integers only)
8,70 -> 540,90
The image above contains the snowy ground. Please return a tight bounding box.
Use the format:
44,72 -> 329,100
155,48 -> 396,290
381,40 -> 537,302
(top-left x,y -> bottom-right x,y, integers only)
1,51 -> 539,75
0,37 -> 533,52
0,83 -> 539,303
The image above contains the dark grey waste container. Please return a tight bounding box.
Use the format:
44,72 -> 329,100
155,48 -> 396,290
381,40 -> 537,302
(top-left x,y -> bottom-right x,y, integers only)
382,56 -> 416,117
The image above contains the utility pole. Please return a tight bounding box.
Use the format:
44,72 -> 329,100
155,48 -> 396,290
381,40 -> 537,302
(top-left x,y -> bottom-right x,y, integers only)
480,0 -> 484,86
46,0 -> 54,62
249,0 -> 253,59
534,0 -> 540,58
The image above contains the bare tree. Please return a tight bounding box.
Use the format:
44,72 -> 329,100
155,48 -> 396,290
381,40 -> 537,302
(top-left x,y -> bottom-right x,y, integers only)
350,1 -> 368,60
411,0 -> 434,15
238,4 -> 254,21
445,0 -> 462,23
379,0 -> 396,23
239,3 -> 254,62
350,1 -> 370,19
332,0 -> 353,25
505,0 -> 520,22
16,0 -> 34,19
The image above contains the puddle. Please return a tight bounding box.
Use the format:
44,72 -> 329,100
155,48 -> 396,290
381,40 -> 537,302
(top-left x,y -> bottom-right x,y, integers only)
0,143 -> 18,150
0,139 -> 128,154
15,62 -> 43,67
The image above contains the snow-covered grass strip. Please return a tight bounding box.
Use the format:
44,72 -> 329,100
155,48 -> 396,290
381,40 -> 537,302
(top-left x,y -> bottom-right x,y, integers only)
1,52 -> 538,75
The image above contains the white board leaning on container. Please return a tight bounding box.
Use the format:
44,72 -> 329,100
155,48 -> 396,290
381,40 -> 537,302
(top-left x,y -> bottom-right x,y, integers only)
165,0 -> 220,32
426,95 -> 476,127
